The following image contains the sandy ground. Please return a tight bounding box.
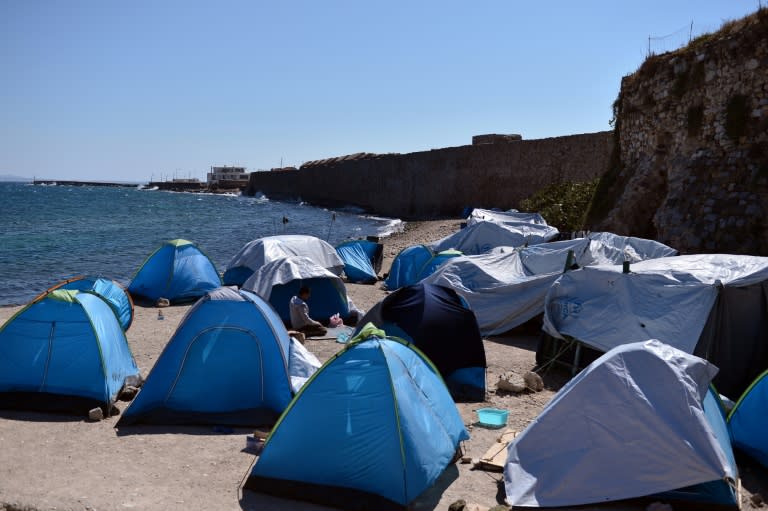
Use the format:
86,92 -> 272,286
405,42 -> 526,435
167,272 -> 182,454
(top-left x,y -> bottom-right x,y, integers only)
0,219 -> 765,511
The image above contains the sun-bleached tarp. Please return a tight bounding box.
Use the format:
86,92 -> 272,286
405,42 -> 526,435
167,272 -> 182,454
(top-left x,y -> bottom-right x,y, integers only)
241,255 -> 349,323
543,253 -> 768,354
466,208 -> 549,227
428,221 -> 559,256
224,235 -> 344,286
423,234 -> 676,336
504,340 -> 737,508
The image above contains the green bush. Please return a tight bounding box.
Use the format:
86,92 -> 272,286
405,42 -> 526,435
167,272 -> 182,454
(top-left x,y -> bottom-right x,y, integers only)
519,179 -> 599,232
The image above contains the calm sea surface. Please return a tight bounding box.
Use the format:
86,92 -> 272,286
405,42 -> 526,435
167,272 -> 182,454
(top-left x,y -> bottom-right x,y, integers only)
0,182 -> 401,306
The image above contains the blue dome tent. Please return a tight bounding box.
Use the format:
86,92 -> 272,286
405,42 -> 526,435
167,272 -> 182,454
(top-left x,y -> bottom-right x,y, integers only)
356,283 -> 486,400
384,246 -> 461,291
335,239 -> 383,284
117,287 -> 294,427
128,239 -> 221,303
244,324 -> 469,510
41,276 -> 134,331
0,289 -> 141,414
728,369 -> 768,467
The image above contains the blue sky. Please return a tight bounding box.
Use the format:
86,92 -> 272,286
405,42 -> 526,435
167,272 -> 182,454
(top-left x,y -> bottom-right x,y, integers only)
0,1 -> 761,182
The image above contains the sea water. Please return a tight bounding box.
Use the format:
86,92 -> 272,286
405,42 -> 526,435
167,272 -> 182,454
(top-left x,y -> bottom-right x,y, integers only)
0,182 -> 402,306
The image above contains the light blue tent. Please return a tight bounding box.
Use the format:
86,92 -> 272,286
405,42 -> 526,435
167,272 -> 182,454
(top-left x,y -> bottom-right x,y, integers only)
0,289 -> 141,413
44,276 -> 134,331
728,369 -> 768,467
244,324 -> 469,509
117,287 -> 294,427
335,239 -> 383,284
384,245 -> 462,290
128,239 -> 221,303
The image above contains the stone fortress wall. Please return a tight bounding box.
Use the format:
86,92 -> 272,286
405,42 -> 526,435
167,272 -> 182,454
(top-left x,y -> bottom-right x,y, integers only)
591,9 -> 768,255
245,132 -> 612,220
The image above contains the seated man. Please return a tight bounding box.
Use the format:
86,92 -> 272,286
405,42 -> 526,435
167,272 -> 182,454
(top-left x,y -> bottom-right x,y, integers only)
289,286 -> 328,337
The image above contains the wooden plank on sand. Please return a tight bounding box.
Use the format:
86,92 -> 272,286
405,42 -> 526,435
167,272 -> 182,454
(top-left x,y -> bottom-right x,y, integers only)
476,428 -> 518,472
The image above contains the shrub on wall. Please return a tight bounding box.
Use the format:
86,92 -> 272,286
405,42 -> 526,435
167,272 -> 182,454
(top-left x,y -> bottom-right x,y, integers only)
519,178 -> 599,232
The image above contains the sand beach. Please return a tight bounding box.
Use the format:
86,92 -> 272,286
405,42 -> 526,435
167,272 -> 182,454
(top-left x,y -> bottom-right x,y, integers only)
0,219 -> 765,511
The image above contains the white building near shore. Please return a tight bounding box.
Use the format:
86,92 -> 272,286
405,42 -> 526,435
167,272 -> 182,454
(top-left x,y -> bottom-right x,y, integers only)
207,166 -> 250,188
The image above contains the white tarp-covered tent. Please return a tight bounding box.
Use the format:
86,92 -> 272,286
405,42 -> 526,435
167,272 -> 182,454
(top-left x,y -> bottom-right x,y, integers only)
242,255 -> 349,325
543,253 -> 768,398
423,233 -> 677,336
466,208 -> 549,227
224,235 -> 344,286
428,220 -> 559,256
504,340 -> 738,508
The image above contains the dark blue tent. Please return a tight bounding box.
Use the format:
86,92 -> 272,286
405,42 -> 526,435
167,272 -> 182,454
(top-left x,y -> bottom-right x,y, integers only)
117,287 -> 293,427
336,239 -> 383,284
43,276 -> 134,331
244,324 -> 468,510
0,289 -> 141,413
356,283 -> 486,400
728,369 -> 768,467
128,239 -> 221,303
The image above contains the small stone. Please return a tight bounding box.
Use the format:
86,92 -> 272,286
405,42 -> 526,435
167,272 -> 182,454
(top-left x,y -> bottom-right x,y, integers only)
488,506 -> 511,511
523,371 -> 545,392
460,456 -> 473,464
750,493 -> 764,507
119,385 -> 139,401
88,407 -> 104,421
448,499 -> 467,511
156,298 -> 170,307
497,372 -> 526,393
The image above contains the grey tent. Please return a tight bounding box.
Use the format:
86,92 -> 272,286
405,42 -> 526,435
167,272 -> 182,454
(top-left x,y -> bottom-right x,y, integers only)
504,340 -> 738,508
543,253 -> 768,398
423,233 -> 676,335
